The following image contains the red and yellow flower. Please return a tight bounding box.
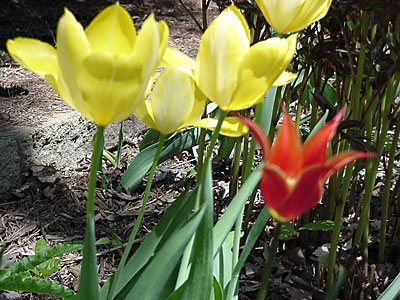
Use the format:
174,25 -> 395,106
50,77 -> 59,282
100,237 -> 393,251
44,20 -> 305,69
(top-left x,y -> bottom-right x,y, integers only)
237,106 -> 375,221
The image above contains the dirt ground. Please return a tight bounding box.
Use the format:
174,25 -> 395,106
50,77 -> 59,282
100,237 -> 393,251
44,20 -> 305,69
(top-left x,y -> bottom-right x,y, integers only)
0,1 -> 399,300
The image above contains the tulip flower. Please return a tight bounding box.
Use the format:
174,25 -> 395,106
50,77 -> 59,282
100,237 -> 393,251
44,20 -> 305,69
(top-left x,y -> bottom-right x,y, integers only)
236,106 -> 375,221
6,3 -> 168,126
134,68 -> 248,137
162,5 -> 296,112
255,0 -> 332,33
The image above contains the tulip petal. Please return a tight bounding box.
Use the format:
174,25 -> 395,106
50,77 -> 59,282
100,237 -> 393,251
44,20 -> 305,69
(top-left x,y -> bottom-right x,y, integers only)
161,47 -> 196,77
256,0 -> 332,33
192,117 -> 249,137
233,114 -> 271,159
131,14 -> 168,103
229,34 -> 297,110
261,164 -> 291,213
302,107 -> 345,168
78,53 -> 143,125
57,8 -> 92,119
321,151 -> 376,182
273,71 -> 297,87
151,68 -> 195,135
183,85 -> 207,126
274,165 -> 331,221
269,105 -> 303,177
85,2 -> 136,55
133,100 -> 158,130
196,5 -> 250,110
6,38 -> 58,88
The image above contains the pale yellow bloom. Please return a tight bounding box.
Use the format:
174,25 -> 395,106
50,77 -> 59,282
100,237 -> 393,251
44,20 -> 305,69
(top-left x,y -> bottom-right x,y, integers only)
7,3 -> 168,126
134,68 -> 248,137
255,0 -> 332,33
195,5 -> 297,111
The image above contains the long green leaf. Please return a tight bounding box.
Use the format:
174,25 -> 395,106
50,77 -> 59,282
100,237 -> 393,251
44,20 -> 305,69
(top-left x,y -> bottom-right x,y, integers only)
180,161 -> 214,300
324,268 -> 346,300
213,166 -> 262,256
114,206 -> 206,300
260,86 -> 277,134
0,242 -> 83,280
104,188 -> 197,299
223,208 -> 270,300
0,273 -> 76,300
377,271 -> 400,300
120,128 -> 211,191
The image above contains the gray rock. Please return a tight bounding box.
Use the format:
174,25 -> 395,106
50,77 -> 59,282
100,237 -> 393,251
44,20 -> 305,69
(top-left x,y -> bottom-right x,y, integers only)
0,111 -> 146,198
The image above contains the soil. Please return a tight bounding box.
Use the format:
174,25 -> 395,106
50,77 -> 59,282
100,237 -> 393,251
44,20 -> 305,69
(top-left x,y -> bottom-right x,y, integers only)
0,1 -> 398,300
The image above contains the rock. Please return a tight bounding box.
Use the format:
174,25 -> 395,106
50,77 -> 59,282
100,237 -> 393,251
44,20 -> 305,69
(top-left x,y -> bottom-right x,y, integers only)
0,111 -> 146,198
0,291 -> 23,300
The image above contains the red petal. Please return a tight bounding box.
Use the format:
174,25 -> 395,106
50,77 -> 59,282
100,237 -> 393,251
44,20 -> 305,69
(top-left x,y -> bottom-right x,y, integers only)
274,165 -> 331,220
261,165 -> 290,212
269,105 -> 303,177
302,107 -> 345,168
321,151 -> 377,182
232,113 -> 271,160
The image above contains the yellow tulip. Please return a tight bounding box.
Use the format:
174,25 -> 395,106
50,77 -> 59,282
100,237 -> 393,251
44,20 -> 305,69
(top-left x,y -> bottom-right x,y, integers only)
6,3 -> 168,126
134,68 -> 248,137
255,0 -> 332,33
195,5 -> 297,111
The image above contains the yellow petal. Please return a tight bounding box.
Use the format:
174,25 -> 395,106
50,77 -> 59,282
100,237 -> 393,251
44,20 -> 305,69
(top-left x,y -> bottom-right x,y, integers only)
85,2 -> 136,55
131,14 -> 168,104
228,34 -> 297,111
256,0 -> 332,33
192,117 -> 249,137
161,46 -> 196,77
6,38 -> 58,85
151,68 -> 196,135
57,8 -> 91,119
182,84 -> 207,126
133,100 -> 158,130
77,53 -> 143,125
195,5 -> 250,109
273,71 -> 297,86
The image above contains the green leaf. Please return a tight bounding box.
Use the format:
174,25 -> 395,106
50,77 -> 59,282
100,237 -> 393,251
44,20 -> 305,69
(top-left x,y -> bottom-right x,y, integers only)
0,242 -> 83,281
299,220 -> 336,232
260,86 -> 277,135
324,268 -> 346,300
140,128 -> 162,151
213,166 -> 262,256
180,161 -> 214,300
280,222 -> 297,238
376,270 -> 400,300
105,188 -> 198,299
0,273 -> 76,300
224,208 -> 270,300
103,150 -> 118,167
120,128 -> 211,192
114,205 -> 206,300
213,277 -> 223,300
307,110 -> 329,140
31,238 -> 60,278
218,135 -> 236,159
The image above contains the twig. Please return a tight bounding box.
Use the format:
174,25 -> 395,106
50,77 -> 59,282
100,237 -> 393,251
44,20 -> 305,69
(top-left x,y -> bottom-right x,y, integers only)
176,0 -> 204,32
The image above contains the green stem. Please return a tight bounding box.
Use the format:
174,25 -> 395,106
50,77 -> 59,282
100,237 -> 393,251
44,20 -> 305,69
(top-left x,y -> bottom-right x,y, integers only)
327,162 -> 354,290
257,222 -> 282,300
229,136 -> 242,200
196,127 -> 207,183
119,134 -> 167,267
77,125 -> 104,300
378,119 -> 400,263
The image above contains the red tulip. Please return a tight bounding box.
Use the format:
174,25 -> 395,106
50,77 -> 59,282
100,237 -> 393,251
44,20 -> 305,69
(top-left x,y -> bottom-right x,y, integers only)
236,106 -> 375,221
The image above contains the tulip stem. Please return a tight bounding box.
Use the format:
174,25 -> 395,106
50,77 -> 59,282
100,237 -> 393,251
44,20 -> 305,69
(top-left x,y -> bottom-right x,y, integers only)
257,222 -> 281,300
196,127 -> 207,183
77,125 -> 104,300
119,134 -> 167,267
